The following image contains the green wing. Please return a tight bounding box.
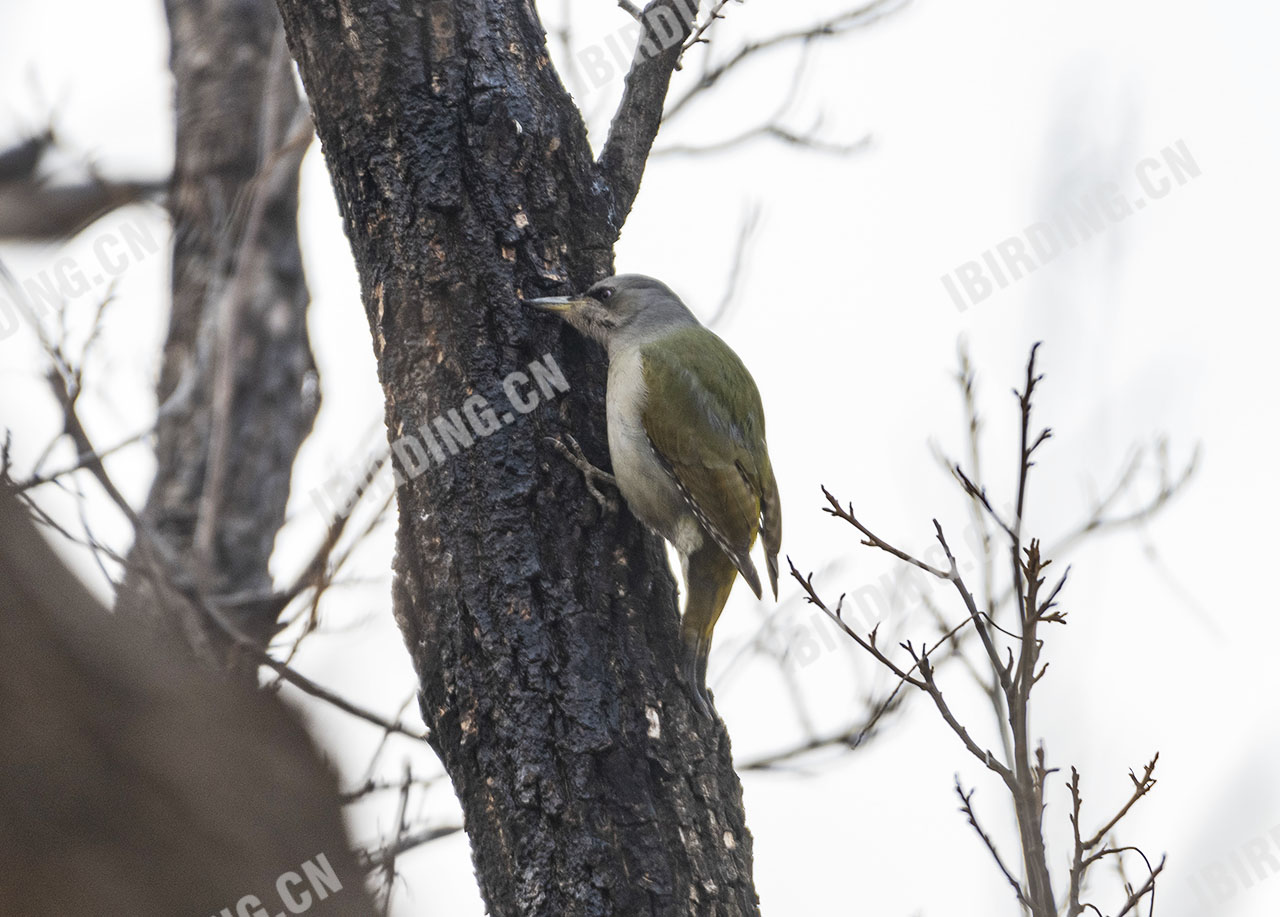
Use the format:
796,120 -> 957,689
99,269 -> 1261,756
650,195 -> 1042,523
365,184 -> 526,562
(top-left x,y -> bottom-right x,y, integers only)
641,327 -> 782,598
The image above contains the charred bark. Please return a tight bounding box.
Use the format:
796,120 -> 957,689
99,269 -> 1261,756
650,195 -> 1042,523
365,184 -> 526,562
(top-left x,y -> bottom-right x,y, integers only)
273,1 -> 759,914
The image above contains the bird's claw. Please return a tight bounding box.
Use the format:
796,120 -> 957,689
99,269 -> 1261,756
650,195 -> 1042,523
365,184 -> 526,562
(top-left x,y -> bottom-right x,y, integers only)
546,433 -> 618,514
689,685 -> 714,720
679,650 -> 716,720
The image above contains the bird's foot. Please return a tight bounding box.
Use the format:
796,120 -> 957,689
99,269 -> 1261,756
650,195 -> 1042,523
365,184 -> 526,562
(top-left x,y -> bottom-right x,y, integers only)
546,433 -> 618,514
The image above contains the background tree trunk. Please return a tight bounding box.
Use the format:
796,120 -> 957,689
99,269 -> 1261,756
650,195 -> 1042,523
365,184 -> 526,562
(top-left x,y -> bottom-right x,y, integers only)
114,0 -> 319,671
274,1 -> 761,913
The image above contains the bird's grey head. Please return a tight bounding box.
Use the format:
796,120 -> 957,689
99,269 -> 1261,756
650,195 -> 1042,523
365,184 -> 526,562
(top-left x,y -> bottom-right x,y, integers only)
525,273 -> 699,354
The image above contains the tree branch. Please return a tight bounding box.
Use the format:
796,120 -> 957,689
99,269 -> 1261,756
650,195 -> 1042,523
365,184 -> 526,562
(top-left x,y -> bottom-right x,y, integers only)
596,0 -> 700,232
664,0 -> 906,122
956,778 -> 1033,909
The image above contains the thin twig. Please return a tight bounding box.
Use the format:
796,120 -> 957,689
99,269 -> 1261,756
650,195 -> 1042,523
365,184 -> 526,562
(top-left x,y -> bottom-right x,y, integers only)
956,778 -> 1032,909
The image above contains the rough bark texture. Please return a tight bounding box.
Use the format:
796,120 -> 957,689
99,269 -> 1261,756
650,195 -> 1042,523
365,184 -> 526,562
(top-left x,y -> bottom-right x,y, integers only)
114,0 -> 319,666
273,1 -> 759,914
0,495 -> 375,917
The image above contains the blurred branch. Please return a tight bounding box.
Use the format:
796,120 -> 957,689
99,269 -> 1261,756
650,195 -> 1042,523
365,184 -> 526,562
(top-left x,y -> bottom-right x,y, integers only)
273,484 -> 396,666
664,0 -> 907,122
358,824 -> 464,871
1053,440 -> 1199,556
655,123 -> 870,157
10,423 -> 156,494
376,762 -> 415,913
548,0 -> 587,99
660,32 -> 874,157
0,178 -> 165,241
739,680 -> 907,771
0,129 -> 54,184
0,127 -> 166,241
703,201 -> 760,327
0,283 -> 423,744
340,773 -> 445,805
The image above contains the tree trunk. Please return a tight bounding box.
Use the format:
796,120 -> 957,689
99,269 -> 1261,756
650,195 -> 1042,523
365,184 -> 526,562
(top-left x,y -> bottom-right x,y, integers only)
115,0 -> 319,671
273,1 -> 760,914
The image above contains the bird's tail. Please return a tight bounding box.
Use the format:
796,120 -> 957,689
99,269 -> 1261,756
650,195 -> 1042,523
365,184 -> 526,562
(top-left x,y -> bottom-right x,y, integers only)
760,454 -> 782,599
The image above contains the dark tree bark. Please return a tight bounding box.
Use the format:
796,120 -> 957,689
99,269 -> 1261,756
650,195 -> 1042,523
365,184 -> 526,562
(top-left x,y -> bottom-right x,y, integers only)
114,0 -> 319,669
273,1 -> 760,914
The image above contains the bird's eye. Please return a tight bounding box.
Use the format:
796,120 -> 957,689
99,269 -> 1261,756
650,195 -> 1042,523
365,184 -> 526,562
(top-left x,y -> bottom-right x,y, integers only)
592,287 -> 614,302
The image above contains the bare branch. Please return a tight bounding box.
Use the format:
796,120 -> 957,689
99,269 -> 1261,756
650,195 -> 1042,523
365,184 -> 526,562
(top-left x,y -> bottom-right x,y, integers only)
654,123 -> 871,157
803,345 -> 1171,916
7,424 -> 155,494
5,321 -> 425,741
1081,755 -> 1160,852
679,0 -> 740,56
376,762 -> 416,913
664,0 -> 907,121
0,129 -> 54,183
596,0 -> 701,230
340,773 -> 445,804
661,25 -> 874,157
1112,851 -> 1164,917
616,0 -> 644,20
358,825 -> 465,871
739,588 -> 979,771
705,201 -> 760,327
819,487 -> 950,579
738,683 -> 907,771
955,778 -> 1032,909
789,557 -> 1012,780
0,178 -> 165,241
788,558 -> 923,686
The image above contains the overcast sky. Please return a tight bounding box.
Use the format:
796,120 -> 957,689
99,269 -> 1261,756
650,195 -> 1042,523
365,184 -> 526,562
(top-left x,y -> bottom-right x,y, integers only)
2,0 -> 1279,914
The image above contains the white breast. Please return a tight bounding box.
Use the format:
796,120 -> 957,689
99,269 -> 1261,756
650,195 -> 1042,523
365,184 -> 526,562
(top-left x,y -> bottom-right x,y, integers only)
606,347 -> 704,557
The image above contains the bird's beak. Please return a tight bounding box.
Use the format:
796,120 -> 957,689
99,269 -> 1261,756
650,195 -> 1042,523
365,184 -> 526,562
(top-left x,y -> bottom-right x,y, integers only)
524,295 -> 588,313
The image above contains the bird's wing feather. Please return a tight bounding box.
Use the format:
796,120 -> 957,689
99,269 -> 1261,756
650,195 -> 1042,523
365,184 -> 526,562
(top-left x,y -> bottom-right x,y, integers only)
640,328 -> 778,598
758,454 -> 782,598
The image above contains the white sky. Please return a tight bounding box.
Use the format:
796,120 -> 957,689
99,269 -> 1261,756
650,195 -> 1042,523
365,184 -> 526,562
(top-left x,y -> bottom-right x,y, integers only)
2,0 -> 1279,914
